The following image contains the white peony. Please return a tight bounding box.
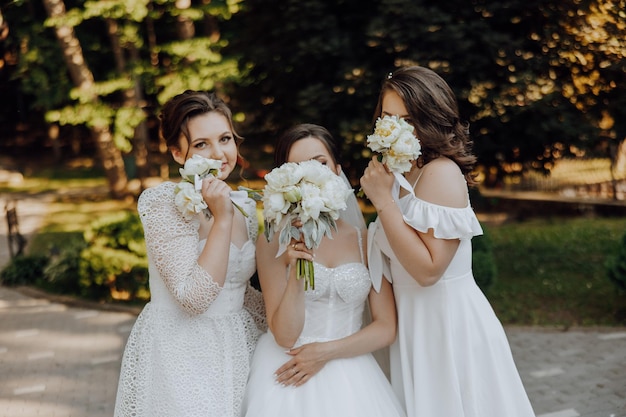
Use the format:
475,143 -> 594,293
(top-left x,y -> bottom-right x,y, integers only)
366,115 -> 421,174
174,181 -> 208,220
179,154 -> 222,183
264,162 -> 303,190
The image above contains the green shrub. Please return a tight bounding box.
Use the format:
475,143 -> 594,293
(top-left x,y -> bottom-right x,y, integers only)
39,212 -> 149,302
472,228 -> 497,294
79,245 -> 148,301
42,234 -> 88,295
606,231 -> 626,293
77,212 -> 148,301
84,212 -> 146,257
0,254 -> 49,286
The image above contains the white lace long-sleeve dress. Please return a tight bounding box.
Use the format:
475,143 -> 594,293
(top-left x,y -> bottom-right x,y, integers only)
241,228 -> 406,417
367,184 -> 535,417
114,182 -> 266,417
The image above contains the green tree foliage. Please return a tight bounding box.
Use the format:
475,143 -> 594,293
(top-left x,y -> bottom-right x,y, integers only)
226,0 -> 626,183
1,0 -> 244,191
224,0 -> 382,180
1,0 -> 624,186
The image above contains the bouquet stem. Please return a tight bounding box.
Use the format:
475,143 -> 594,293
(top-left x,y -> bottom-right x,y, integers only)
296,258 -> 315,290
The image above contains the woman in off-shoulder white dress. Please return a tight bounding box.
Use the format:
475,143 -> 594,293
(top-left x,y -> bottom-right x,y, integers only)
361,66 -> 535,417
114,91 -> 265,417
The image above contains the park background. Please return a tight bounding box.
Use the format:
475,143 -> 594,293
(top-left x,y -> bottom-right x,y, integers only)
0,0 -> 625,327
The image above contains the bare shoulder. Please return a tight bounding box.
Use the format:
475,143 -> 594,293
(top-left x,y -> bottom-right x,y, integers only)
415,157 -> 468,208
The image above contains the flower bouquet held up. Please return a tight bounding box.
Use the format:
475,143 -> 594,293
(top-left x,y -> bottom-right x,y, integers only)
174,154 -> 259,220
262,160 -> 353,290
357,115 -> 422,197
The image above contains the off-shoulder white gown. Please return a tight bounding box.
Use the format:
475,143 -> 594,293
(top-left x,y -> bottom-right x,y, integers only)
114,182 -> 265,417
367,180 -> 535,417
242,229 -> 406,417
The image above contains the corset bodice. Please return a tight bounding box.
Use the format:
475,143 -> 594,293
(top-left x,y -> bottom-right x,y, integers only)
295,261 -> 371,346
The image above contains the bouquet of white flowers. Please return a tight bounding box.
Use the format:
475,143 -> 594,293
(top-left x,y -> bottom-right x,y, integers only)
262,159 -> 353,290
174,154 -> 253,220
358,115 -> 422,197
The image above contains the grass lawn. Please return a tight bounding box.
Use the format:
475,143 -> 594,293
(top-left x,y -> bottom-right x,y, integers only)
484,216 -> 626,327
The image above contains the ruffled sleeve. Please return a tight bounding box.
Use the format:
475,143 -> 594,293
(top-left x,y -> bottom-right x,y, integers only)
367,219 -> 392,293
401,195 -> 483,240
138,182 -> 222,316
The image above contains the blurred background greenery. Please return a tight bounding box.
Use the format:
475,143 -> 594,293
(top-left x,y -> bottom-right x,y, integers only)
1,0 -> 625,326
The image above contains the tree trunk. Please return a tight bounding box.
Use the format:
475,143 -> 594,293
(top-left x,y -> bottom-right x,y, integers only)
615,138 -> 626,175
41,0 -> 128,199
106,18 -> 149,186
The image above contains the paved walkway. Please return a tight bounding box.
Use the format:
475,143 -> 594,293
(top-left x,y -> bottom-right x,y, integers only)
1,193 -> 625,416
1,289 -> 625,417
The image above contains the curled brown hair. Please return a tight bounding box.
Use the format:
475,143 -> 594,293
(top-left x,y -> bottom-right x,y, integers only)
374,66 -> 477,185
159,90 -> 243,160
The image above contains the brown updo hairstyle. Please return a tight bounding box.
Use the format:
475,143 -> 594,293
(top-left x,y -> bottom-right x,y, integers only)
273,123 -> 341,167
159,90 -> 243,161
374,66 -> 477,185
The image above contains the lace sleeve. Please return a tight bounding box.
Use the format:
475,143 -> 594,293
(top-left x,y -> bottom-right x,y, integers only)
138,182 -> 221,315
243,282 -> 267,332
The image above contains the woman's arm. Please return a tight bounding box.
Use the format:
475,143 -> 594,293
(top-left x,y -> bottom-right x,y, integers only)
256,236 -> 313,348
361,157 -> 464,287
139,183 -> 229,315
275,278 -> 397,387
195,175 -> 235,286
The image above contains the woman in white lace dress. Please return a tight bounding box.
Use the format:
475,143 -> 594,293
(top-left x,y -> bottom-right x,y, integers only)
241,124 -> 406,417
114,90 -> 265,417
360,66 -> 535,417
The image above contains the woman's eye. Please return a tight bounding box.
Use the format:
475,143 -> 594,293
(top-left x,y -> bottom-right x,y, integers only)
220,135 -> 232,143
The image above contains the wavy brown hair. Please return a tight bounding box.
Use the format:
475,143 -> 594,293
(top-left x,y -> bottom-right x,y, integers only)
373,66 -> 477,185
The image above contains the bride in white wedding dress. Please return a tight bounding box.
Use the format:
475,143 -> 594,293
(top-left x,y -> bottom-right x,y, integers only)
241,124 -> 405,417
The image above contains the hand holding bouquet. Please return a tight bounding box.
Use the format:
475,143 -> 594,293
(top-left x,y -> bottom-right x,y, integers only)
262,160 -> 353,290
174,155 -> 257,220
357,115 -> 421,197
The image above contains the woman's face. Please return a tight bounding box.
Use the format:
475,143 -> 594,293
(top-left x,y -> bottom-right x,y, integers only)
381,89 -> 413,127
286,136 -> 340,175
171,111 -> 238,180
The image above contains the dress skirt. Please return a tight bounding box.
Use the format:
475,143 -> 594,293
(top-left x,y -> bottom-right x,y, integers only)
243,332 -> 406,417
